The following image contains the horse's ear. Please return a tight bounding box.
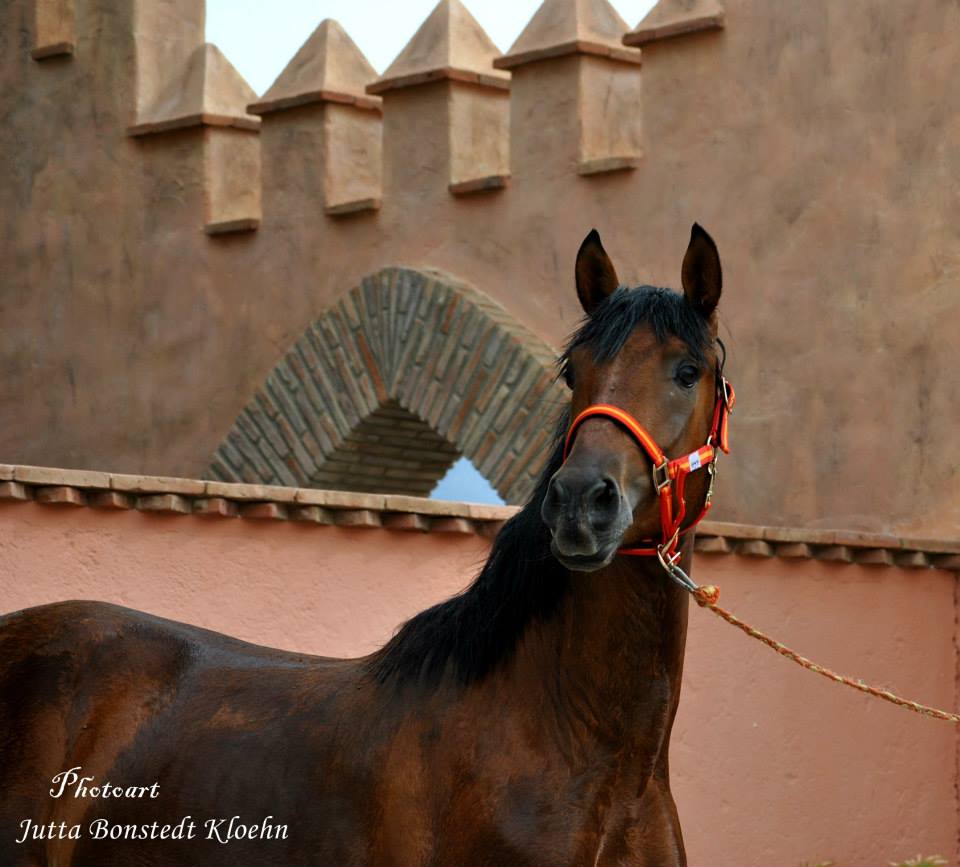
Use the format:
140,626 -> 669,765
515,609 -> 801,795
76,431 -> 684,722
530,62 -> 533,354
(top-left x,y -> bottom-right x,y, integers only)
575,229 -> 620,315
681,223 -> 722,320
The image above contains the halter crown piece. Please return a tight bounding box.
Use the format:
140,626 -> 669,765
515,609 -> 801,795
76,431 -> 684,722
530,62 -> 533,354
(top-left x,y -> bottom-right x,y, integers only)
562,367 -> 735,571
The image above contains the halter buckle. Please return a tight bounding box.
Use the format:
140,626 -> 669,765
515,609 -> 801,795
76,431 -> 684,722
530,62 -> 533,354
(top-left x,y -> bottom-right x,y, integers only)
656,544 -> 699,593
652,459 -> 671,492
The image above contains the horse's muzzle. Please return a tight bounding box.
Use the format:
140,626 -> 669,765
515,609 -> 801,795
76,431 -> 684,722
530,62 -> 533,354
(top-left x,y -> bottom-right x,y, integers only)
541,468 -> 633,571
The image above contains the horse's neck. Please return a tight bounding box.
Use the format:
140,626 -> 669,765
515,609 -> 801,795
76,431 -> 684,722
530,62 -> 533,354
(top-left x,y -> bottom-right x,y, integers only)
509,542 -> 691,761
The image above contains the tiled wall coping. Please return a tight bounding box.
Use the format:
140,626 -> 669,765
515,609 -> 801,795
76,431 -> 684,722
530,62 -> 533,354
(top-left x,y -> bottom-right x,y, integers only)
1,464 -> 957,571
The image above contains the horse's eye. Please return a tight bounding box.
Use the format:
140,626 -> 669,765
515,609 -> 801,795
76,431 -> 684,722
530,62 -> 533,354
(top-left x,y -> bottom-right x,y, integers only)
675,364 -> 700,390
563,367 -> 575,389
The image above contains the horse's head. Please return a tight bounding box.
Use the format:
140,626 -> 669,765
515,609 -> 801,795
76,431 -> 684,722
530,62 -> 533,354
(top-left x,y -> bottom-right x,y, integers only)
542,224 -> 725,572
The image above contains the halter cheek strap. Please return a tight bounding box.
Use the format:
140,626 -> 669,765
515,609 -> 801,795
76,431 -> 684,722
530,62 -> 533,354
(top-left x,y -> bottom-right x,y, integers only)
562,373 -> 735,564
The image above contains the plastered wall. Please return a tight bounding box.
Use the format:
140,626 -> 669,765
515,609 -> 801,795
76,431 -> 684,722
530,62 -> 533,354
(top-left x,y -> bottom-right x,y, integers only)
0,496 -> 956,866
2,0 -> 959,535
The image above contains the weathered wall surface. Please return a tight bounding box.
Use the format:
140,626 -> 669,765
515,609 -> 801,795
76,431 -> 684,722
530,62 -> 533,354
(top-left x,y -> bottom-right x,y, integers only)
0,490 -> 956,866
1,0 -> 958,533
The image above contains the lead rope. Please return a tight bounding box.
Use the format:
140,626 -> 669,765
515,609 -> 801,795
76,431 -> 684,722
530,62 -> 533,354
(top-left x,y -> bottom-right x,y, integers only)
658,556 -> 960,725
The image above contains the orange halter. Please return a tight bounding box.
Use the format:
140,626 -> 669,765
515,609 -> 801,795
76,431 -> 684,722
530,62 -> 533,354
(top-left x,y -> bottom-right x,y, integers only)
562,370 -> 735,566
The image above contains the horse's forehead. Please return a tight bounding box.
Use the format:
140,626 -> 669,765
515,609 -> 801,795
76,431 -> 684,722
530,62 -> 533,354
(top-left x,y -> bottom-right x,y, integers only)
603,326 -> 686,368
621,324 -> 667,353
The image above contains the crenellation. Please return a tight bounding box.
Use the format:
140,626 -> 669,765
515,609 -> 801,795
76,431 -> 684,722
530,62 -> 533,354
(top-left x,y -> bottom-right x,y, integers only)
203,125 -> 261,233
322,103 -> 382,214
577,53 -> 642,168
368,0 -> 510,199
493,39 -> 638,69
578,154 -> 641,175
127,41 -> 261,135
493,0 -> 640,69
365,0 -> 509,96
250,19 -> 382,220
31,0 -> 74,59
247,18 -> 383,117
622,0 -> 725,46
448,175 -> 509,195
203,217 -> 259,236
497,0 -> 642,179
129,41 -> 261,235
448,83 -> 510,193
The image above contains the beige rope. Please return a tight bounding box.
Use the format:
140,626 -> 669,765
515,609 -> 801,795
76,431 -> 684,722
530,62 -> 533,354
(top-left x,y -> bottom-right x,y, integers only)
691,584 -> 960,725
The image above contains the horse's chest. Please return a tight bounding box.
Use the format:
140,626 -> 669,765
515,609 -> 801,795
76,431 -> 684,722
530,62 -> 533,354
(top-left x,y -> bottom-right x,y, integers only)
413,759 -> 640,867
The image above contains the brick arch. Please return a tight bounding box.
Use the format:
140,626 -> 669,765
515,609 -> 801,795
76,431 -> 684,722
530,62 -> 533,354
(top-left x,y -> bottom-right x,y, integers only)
209,268 -> 567,504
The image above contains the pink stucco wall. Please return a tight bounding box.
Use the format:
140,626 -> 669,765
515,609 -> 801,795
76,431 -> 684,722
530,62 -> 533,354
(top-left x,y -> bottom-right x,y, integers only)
1,501 -> 956,866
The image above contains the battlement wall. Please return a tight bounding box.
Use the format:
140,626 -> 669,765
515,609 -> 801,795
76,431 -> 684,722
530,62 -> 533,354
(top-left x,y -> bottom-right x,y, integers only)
3,0 -> 960,535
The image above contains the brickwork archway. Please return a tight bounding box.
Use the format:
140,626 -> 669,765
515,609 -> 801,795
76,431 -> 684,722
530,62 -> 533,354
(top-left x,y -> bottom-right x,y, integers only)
209,268 -> 567,504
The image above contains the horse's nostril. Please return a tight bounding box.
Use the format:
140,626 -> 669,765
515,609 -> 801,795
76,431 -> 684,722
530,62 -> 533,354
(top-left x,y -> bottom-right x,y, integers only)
587,477 -> 617,504
596,477 -> 617,504
586,477 -> 621,529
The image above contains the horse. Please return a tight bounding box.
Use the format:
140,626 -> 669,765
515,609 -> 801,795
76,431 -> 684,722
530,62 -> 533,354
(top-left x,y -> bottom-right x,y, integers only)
0,224 -> 729,867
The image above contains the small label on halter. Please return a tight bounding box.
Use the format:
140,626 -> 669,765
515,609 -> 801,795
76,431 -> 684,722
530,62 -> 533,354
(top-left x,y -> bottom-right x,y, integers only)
688,451 -> 702,471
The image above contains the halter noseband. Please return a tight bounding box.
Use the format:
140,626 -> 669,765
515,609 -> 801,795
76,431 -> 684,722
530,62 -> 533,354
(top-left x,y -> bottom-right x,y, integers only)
562,369 -> 735,567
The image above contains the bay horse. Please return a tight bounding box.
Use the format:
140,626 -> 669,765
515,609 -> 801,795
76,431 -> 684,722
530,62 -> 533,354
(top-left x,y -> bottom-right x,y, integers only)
0,224 -> 729,867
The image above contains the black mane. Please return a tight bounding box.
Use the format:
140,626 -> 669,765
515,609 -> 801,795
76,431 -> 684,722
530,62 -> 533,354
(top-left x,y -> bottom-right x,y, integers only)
367,409 -> 570,687
367,285 -> 713,687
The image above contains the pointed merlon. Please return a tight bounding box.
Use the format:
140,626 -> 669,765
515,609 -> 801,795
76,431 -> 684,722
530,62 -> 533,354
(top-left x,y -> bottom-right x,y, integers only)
622,0 -> 724,47
129,43 -> 260,136
366,0 -> 509,95
495,0 -> 640,70
248,20 -> 382,116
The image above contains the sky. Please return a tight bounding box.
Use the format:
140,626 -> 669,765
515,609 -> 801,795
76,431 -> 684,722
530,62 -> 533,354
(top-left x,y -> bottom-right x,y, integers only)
206,0 -> 658,95
205,1 -> 655,503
